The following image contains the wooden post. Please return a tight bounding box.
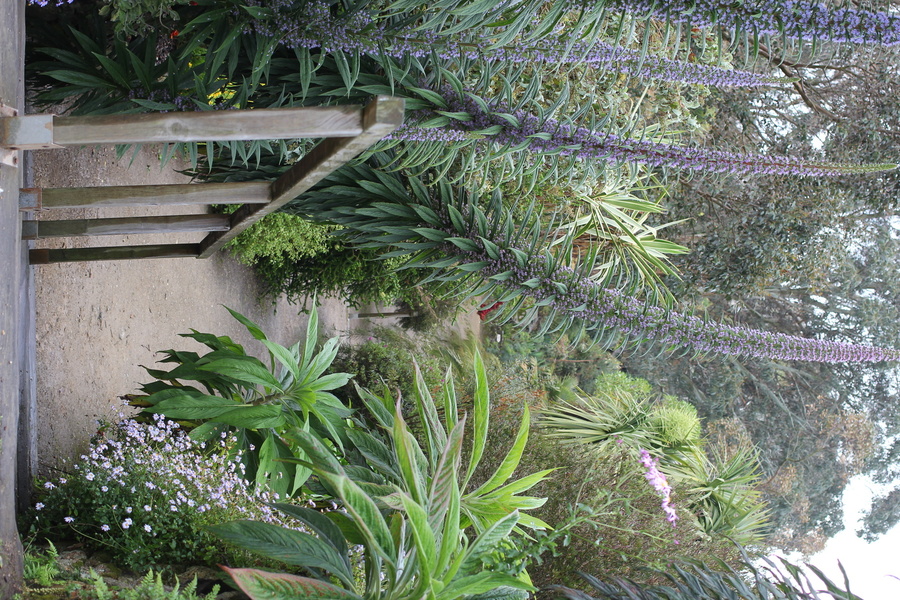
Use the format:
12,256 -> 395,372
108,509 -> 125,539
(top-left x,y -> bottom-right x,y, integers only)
197,95 -> 404,259
0,0 -> 25,592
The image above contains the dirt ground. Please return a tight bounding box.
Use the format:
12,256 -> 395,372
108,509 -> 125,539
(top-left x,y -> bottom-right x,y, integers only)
29,144 -> 357,476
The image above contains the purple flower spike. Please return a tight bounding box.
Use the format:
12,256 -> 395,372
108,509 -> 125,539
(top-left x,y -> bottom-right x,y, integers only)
393,96 -> 897,177
604,0 -> 900,47
247,1 -> 789,88
639,449 -> 678,526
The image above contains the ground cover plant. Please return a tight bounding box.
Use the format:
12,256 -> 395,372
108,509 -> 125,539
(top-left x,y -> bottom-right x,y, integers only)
26,414 -> 297,571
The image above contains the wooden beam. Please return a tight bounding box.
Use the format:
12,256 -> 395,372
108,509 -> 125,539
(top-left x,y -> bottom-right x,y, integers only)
197,95 -> 405,259
34,181 -> 271,210
29,243 -> 201,264
52,105 -> 365,146
22,214 -> 230,240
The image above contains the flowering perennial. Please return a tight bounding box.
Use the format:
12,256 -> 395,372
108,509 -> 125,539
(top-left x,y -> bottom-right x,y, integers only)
609,0 -> 900,47
31,414 -> 305,569
390,96 -> 896,177
245,0 -> 787,88
639,449 -> 678,526
475,245 -> 900,363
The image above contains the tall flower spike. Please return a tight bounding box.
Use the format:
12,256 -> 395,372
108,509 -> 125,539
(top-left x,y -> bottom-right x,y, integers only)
289,165 -> 900,364
604,0 -> 900,47
390,96 -> 898,177
248,1 -> 791,88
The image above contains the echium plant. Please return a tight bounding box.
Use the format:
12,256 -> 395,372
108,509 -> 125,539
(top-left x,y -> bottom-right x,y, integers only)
387,92 -> 897,178
287,162 -> 900,364
611,0 -> 900,47
246,0 -> 792,88
390,0 -> 900,48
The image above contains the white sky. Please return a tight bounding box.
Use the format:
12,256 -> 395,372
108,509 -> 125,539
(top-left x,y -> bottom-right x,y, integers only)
770,476 -> 900,599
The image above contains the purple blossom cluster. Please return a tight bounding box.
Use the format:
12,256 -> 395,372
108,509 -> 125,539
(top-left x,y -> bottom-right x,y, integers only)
605,0 -> 900,47
445,232 -> 900,363
242,0 -> 783,88
32,414 -> 307,568
392,94 -> 895,177
639,449 -> 678,526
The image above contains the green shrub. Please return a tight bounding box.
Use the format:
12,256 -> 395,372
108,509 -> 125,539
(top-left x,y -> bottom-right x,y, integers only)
329,331 -> 445,407
27,416 -> 300,571
227,212 -> 337,270
97,0 -> 190,36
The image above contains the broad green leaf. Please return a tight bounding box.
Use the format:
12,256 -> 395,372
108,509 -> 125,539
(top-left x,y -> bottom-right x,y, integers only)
261,339 -> 300,382
464,351 -> 490,486
460,511 -> 521,574
333,476 -> 396,562
149,395 -> 242,420
393,404 -> 427,504
198,357 -> 282,390
438,572 -> 532,600
221,567 -> 362,600
471,406 -> 530,496
215,404 -> 285,429
211,521 -> 354,587
269,503 -> 348,555
398,491 -> 436,575
429,417 -> 465,531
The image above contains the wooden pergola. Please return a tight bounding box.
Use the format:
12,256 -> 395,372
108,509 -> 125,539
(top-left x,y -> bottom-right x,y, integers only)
8,97 -> 404,264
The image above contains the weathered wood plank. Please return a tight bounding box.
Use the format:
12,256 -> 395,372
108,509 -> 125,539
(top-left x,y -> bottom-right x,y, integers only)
30,243 -> 201,264
0,0 -> 25,592
34,181 -> 271,210
52,106 -> 364,146
197,95 -> 405,259
22,214 -> 230,239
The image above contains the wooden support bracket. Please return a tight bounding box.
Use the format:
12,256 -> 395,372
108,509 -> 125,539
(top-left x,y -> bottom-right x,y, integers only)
196,95 -> 405,259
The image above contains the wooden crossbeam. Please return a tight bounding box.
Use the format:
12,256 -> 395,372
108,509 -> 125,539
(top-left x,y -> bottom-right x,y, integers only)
20,182 -> 271,211
197,95 -> 404,259
22,214 -> 230,240
29,244 -> 201,264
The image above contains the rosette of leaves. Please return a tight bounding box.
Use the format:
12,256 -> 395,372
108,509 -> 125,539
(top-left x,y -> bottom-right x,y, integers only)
346,352 -> 554,533
131,303 -> 351,499
209,351 -> 543,600
661,443 -> 770,546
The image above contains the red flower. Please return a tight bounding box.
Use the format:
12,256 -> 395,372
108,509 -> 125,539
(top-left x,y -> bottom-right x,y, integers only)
169,30 -> 179,39
477,301 -> 503,321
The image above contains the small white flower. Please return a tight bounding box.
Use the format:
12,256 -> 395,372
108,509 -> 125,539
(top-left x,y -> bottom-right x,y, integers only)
59,478 -> 67,484
101,486 -> 109,492
126,506 -> 132,513
144,524 -> 152,533
43,482 -> 55,489
143,504 -> 151,512
85,472 -> 95,481
64,516 -> 74,523
101,524 -> 110,532
35,502 -> 44,511
122,518 -> 132,529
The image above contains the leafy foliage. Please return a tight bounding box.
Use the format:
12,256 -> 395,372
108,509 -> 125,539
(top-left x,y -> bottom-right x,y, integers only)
212,351 -> 543,600
131,304 -> 350,498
